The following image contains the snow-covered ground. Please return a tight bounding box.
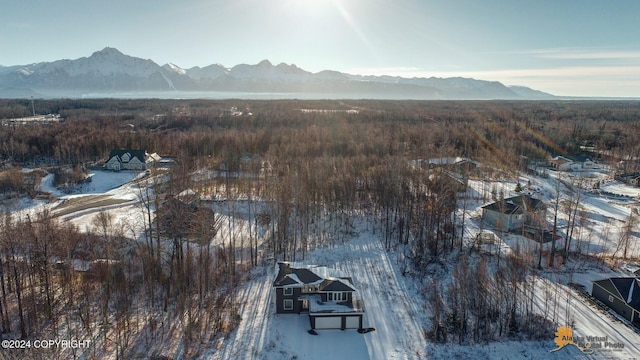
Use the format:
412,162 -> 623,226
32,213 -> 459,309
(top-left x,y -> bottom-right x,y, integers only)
39,169 -> 144,198
5,166 -> 640,359
205,214 -> 640,359
601,180 -> 640,198
206,223 -> 428,360
204,169 -> 640,359
6,169 -> 150,237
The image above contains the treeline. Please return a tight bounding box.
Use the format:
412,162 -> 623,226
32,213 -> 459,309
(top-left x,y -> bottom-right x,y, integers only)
2,99 -> 640,169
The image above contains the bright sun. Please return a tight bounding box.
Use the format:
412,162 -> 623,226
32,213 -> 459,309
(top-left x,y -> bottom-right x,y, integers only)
289,0 -> 336,13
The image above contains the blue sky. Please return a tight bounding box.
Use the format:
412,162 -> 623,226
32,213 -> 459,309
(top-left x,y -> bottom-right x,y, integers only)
1,0 -> 639,97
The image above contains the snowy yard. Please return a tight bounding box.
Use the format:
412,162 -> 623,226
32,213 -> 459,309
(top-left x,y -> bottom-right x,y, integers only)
207,227 -> 429,360
205,217 -> 640,359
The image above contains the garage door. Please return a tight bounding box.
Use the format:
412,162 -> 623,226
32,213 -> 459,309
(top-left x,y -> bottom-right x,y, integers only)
345,316 -> 360,329
314,316 -> 342,329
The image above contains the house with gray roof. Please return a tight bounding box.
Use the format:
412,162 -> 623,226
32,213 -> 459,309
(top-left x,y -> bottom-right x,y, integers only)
104,149 -> 148,171
481,194 -> 547,232
273,262 -> 365,330
592,277 -> 640,324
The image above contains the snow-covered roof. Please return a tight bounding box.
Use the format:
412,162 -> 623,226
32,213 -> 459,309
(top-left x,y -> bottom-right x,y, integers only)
550,155 -> 573,163
273,262 -> 356,291
273,262 -> 323,287
593,277 -> 640,309
108,149 -> 146,163
285,273 -> 303,286
550,155 -> 594,164
321,278 -> 356,292
409,157 -> 480,168
481,194 -> 545,215
427,157 -> 478,166
147,152 -> 162,162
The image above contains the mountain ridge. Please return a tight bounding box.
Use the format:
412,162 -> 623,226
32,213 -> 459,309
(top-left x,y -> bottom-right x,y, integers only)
0,47 -> 556,100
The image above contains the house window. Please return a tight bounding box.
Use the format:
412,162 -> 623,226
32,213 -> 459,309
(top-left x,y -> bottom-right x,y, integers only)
283,299 -> 293,310
328,292 -> 347,302
609,295 -> 614,303
283,287 -> 293,296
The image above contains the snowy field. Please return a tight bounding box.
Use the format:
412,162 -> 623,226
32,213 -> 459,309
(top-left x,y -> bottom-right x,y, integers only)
49,170 -> 151,239
601,180 -> 640,198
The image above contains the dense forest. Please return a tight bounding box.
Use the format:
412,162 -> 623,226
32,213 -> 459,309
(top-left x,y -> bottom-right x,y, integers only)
1,99 -> 640,358
2,99 -> 640,169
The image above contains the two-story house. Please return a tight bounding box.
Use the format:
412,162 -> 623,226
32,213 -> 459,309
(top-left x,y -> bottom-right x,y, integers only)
273,262 -> 365,330
481,194 -> 547,232
104,149 -> 148,171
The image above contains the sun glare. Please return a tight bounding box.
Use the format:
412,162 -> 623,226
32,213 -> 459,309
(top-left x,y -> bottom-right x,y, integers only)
287,0 -> 340,16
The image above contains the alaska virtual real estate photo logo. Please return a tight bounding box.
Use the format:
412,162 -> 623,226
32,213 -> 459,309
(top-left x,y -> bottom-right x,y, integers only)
550,326 -> 625,354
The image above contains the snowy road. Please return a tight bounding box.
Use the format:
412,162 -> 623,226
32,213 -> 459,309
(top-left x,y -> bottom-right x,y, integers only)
312,234 -> 429,359
537,277 -> 640,358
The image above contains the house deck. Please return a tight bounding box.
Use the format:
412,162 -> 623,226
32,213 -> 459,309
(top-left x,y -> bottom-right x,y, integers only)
302,295 -> 365,314
274,262 -> 366,330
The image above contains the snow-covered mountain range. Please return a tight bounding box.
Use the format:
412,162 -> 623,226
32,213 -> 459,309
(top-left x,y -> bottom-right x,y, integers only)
0,47 -> 555,99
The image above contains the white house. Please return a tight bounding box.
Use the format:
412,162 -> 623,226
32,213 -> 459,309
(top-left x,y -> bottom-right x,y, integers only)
104,149 -> 148,171
549,155 -> 597,172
